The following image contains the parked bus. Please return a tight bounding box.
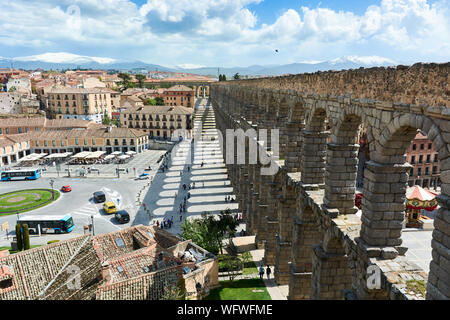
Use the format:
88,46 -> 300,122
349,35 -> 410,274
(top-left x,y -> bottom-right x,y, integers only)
1,168 -> 41,181
17,215 -> 75,234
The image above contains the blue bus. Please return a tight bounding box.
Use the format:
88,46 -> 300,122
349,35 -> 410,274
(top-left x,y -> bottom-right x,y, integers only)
17,215 -> 75,234
1,169 -> 41,181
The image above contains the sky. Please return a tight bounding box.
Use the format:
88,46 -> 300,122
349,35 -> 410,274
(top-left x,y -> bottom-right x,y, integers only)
0,0 -> 449,68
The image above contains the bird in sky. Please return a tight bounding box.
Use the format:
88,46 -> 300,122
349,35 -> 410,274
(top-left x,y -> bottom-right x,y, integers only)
275,49 -> 279,53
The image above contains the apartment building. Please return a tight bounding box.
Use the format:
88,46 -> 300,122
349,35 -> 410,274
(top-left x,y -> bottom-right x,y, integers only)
120,105 -> 193,140
0,116 -> 101,135
406,131 -> 440,189
46,87 -> 115,123
163,85 -> 195,108
0,126 -> 148,167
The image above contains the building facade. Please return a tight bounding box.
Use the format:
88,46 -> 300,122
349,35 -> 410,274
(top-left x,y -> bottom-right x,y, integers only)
163,85 -> 195,108
120,105 -> 193,140
0,92 -> 22,114
46,88 -> 115,123
406,131 -> 440,189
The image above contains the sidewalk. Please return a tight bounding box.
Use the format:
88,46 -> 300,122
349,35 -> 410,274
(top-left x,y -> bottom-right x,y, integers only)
250,249 -> 288,300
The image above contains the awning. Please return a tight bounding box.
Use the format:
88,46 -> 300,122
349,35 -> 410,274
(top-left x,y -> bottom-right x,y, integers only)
126,151 -> 137,156
85,151 -> 106,159
71,151 -> 91,159
117,155 -> 130,160
104,155 -> 116,160
111,151 -> 122,156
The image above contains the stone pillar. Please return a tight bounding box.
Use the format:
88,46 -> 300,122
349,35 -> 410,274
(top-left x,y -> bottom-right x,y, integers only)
275,184 -> 296,285
426,193 -> 450,300
360,161 -> 411,247
323,143 -> 359,214
310,244 -> 352,300
300,131 -> 328,185
289,202 -> 322,300
285,122 -> 303,173
264,179 -> 281,266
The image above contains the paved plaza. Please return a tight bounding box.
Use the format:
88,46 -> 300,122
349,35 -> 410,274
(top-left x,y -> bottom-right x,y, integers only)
37,149 -> 168,179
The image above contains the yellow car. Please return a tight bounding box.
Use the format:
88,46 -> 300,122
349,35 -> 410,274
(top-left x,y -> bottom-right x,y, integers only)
103,202 -> 117,214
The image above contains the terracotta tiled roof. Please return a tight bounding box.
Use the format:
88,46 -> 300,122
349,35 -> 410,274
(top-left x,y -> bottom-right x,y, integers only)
0,225 -> 213,301
165,85 -> 194,92
124,105 -> 193,115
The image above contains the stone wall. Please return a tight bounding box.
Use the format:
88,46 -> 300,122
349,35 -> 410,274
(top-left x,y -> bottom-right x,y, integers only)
210,63 -> 449,300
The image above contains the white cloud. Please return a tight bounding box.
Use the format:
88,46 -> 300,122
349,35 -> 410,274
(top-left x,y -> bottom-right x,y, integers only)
14,52 -> 118,64
0,0 -> 448,66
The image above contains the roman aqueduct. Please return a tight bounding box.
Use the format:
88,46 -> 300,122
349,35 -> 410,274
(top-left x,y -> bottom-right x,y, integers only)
209,63 -> 449,300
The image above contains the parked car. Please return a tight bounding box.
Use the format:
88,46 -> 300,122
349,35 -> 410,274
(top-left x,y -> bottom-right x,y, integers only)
61,185 -> 72,193
103,202 -> 117,215
114,210 -> 130,224
137,173 -> 150,180
93,191 -> 106,203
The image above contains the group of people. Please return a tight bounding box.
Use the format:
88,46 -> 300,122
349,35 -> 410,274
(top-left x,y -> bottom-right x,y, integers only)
224,196 -> 236,203
156,217 -> 174,229
259,265 -> 272,280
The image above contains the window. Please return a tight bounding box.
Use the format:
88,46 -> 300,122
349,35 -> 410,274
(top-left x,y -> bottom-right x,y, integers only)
420,144 -> 424,150
433,166 -> 438,174
84,139 -> 87,145
115,238 -> 125,247
419,155 -> 423,164
0,129 -> 2,134
52,140 -> 56,147
425,167 -> 429,175
426,155 -> 431,163
122,139 -> 127,146
75,139 -> 79,145
434,154 -> 438,162
417,168 -> 422,176
409,168 -> 414,176
5,128 -> 9,134
428,143 -> 432,150
44,141 -> 48,147
411,156 -> 416,164
18,128 -> 22,133
92,139 -> 96,146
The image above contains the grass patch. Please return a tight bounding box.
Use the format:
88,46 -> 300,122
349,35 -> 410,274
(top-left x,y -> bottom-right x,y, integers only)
204,279 -> 271,300
406,280 -> 426,297
0,189 -> 60,216
242,261 -> 258,275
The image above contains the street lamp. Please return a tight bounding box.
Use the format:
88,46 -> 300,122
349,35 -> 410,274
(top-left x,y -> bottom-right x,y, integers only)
91,215 -> 95,236
49,179 -> 55,200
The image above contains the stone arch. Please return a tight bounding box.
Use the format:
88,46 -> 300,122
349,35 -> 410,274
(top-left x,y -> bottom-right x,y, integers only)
324,111 -> 363,214
289,197 -> 323,300
311,234 -> 353,299
301,103 -> 329,185
288,99 -> 305,123
277,96 -> 289,120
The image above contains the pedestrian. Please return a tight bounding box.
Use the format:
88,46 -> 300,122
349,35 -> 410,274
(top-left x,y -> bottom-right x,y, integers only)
156,220 -> 159,227
259,266 -> 265,280
266,266 -> 272,280
180,207 -> 182,214
225,196 -> 228,203
126,168 -> 129,174
187,192 -> 191,199
180,215 -> 183,222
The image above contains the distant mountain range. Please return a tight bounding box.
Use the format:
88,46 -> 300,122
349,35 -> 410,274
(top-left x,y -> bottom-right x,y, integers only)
0,52 -> 398,77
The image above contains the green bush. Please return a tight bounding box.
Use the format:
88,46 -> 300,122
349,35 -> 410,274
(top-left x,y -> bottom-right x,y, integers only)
47,240 -> 60,244
15,224 -> 23,251
23,224 -> 30,250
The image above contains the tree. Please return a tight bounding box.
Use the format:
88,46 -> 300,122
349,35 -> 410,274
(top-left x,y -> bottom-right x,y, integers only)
222,74 -> 227,81
117,73 -> 135,92
155,97 -> 165,106
233,73 -> 240,80
15,224 -> 23,251
135,74 -> 146,88
23,224 -> 30,250
181,209 -> 239,255
145,98 -> 157,106
102,112 -> 112,125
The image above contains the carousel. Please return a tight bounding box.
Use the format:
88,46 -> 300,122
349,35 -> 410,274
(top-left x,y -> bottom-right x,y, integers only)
405,185 -> 438,228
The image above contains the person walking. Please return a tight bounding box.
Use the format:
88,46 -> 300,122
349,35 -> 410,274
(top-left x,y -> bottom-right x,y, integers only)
266,266 -> 272,280
259,266 -> 265,280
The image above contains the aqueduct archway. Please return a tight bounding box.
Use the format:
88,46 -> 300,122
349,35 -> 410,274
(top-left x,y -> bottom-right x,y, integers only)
211,63 -> 449,300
